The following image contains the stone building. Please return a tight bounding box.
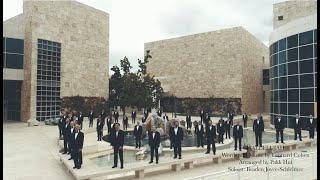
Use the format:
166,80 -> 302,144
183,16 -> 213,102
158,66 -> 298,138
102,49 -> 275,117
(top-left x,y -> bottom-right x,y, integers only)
3,0 -> 109,122
269,0 -> 317,129
145,26 -> 269,115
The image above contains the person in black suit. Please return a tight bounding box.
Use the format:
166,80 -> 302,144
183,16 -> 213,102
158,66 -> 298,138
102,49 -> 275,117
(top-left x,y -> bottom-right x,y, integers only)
171,121 -> 184,159
205,120 -> 216,155
144,109 -> 149,120
163,113 -> 169,121
186,114 -> 192,129
68,121 -> 76,160
88,110 -> 94,128
253,114 -> 264,147
225,119 -> 231,139
122,115 -> 128,130
217,118 -> 225,144
96,117 -> 104,141
308,114 -> 316,139
157,109 -> 162,117
100,109 -> 106,123
71,125 -> 84,169
107,116 -> 112,134
58,112 -> 67,139
275,114 -> 285,143
293,114 -> 302,141
243,113 -> 248,128
194,121 -> 204,148
229,112 -> 234,126
233,120 -> 243,151
148,126 -> 161,164
199,110 -> 204,125
114,111 -> 119,123
133,122 -> 142,149
131,110 -> 136,124
110,123 -> 125,169
204,113 -> 210,127
62,118 -> 71,154
78,112 -> 84,129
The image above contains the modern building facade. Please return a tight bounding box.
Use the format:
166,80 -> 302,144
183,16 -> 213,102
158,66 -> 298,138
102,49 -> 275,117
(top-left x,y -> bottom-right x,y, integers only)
269,0 -> 317,129
145,27 -> 269,115
3,0 -> 109,122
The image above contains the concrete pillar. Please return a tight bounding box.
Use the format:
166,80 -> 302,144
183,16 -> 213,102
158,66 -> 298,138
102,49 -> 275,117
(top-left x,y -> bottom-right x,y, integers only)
171,164 -> 181,171
135,169 -> 145,178
184,161 -> 194,169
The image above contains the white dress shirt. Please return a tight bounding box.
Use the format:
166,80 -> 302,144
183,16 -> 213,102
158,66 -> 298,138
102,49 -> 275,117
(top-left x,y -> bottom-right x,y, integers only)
136,126 -> 139,131
310,118 -> 313,124
209,126 -> 212,131
237,126 -> 239,130
296,118 -> 299,124
152,132 -> 155,139
70,128 -> 74,133
174,128 -> 178,135
75,132 -> 78,139
198,125 -> 201,131
278,118 -> 281,122
257,120 -> 260,124
116,131 -> 118,138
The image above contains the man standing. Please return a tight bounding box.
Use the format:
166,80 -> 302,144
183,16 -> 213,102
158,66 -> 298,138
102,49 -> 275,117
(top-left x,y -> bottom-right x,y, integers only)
205,120 -> 216,155
204,113 -> 210,127
107,116 -> 112,134
68,121 -> 76,160
148,126 -> 160,164
194,121 -> 204,148
144,109 -> 149,120
275,114 -> 285,143
308,114 -> 316,139
233,120 -> 243,151
229,112 -> 234,126
217,118 -> 225,144
100,109 -> 106,123
242,113 -> 248,128
157,109 -> 162,117
199,110 -> 204,125
293,114 -> 302,141
96,117 -> 104,141
163,113 -> 169,121
114,111 -> 119,123
172,121 -> 183,159
110,123 -> 124,169
62,118 -> 71,154
186,114 -> 192,129
58,112 -> 66,139
253,114 -> 264,147
78,112 -> 84,130
122,115 -> 128,130
88,110 -> 94,128
133,122 -> 142,149
72,125 -> 84,169
225,118 -> 231,139
131,110 -> 136,124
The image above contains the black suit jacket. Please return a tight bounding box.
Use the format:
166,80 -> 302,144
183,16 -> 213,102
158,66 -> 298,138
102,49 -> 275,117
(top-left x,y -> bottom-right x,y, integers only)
62,124 -> 71,136
274,118 -> 285,130
205,125 -> 216,143
96,121 -> 104,132
71,132 -> 84,150
293,118 -> 302,131
88,112 -> 94,120
171,127 -> 183,146
133,125 -> 142,137
148,131 -> 161,147
253,119 -> 264,133
186,115 -> 191,122
110,130 -> 125,147
194,124 -> 204,135
307,118 -> 316,130
217,123 -> 225,134
224,120 -> 231,130
131,111 -> 136,118
78,114 -> 84,123
243,115 -> 248,121
58,115 -> 66,128
233,125 -> 243,139
100,112 -> 106,120
123,116 -> 128,124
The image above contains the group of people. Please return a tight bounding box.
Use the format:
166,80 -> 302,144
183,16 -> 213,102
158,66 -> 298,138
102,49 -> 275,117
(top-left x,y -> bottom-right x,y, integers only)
58,109 -> 317,170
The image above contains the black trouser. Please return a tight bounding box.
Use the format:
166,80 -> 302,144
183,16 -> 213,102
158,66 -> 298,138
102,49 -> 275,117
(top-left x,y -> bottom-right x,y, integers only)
135,137 -> 141,148
173,145 -> 181,158
294,129 -> 302,141
113,147 -> 123,167
170,139 -> 173,149
225,129 -> 230,139
255,131 -> 262,147
89,119 -> 93,127
132,117 -> 136,124
68,144 -> 73,159
187,121 -> 191,129
63,135 -> 68,153
72,149 -> 82,168
123,122 -> 128,130
200,117 -> 203,125
218,133 -> 224,143
115,117 -> 118,123
79,121 -> 83,129
206,140 -> 216,154
244,120 -> 247,128
276,130 -> 284,143
107,124 -> 111,134
196,134 -> 204,147
230,119 -> 233,126
150,146 -> 159,162
309,129 -> 315,139
234,138 -> 242,150
97,130 -> 103,141
59,127 -> 62,138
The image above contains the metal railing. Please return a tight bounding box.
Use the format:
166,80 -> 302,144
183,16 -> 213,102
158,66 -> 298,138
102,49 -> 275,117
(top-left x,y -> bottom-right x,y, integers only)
184,151 -> 317,180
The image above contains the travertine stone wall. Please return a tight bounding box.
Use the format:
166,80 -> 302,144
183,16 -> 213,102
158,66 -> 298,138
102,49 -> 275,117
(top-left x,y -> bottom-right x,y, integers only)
145,27 -> 268,114
3,14 -> 25,39
273,0 -> 317,29
19,0 -> 109,122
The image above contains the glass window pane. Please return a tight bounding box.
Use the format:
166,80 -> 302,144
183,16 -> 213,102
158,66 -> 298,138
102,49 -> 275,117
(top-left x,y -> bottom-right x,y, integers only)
273,65 -> 278,77
299,30 -> 313,46
279,51 -> 287,64
273,42 -> 278,53
5,54 -> 23,69
288,103 -> 299,115
299,59 -> 314,74
273,78 -> 279,89
279,64 -> 287,76
288,48 -> 298,62
274,90 -> 279,101
288,75 -> 299,88
279,38 -> 286,51
274,103 -> 279,114
314,44 -> 317,57
280,103 -> 287,114
287,34 -> 298,48
288,89 -> 299,102
299,45 -> 313,60
6,38 -> 24,54
300,88 -> 314,102
279,77 -> 287,89
273,54 -> 278,65
288,62 -> 298,75
314,29 -> 317,43
300,103 -> 314,116
279,90 -> 287,101
300,74 -> 314,87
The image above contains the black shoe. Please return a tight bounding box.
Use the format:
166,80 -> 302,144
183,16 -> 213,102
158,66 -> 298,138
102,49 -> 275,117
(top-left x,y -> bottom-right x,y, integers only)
179,156 -> 181,159
205,152 -> 209,154
276,142 -> 278,143
77,166 -> 81,169
67,152 -> 70,155
213,152 -> 216,155
173,156 -> 177,159
112,165 -> 117,168
156,161 -> 158,164
239,149 -> 242,151
120,166 -> 123,169
234,149 -> 237,151
68,158 -> 72,160
73,166 -> 77,169
62,152 -> 67,154
149,161 -> 153,164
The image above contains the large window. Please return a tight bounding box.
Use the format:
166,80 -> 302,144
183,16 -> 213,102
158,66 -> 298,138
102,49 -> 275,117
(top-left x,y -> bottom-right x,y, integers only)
3,37 -> 24,69
36,39 -> 61,121
262,69 -> 269,85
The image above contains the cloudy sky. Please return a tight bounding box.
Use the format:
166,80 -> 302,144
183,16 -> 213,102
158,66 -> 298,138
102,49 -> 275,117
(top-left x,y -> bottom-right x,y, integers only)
3,0 -> 286,74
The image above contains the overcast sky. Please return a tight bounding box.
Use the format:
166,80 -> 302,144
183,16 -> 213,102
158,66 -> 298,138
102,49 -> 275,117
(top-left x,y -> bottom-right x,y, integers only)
3,0 -> 287,74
